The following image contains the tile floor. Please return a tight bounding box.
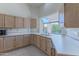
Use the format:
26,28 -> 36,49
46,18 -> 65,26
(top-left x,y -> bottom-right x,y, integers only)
0,45 -> 47,56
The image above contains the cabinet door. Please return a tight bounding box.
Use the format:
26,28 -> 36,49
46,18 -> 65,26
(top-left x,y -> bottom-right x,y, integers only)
40,37 -> 46,52
46,38 -> 52,56
15,36 -> 23,48
24,18 -> 30,28
23,35 -> 30,46
64,3 -> 78,28
4,36 -> 15,51
5,15 -> 15,28
30,18 -> 37,28
33,35 -> 37,45
51,48 -> 55,56
15,17 -> 24,28
0,14 -> 4,27
36,35 -> 41,48
0,37 -> 4,52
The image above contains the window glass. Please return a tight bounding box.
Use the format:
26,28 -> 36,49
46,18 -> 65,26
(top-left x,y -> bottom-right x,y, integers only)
41,17 -> 62,34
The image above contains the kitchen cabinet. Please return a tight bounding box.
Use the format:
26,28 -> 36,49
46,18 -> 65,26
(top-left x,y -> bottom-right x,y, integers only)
15,17 -> 24,28
4,15 -> 15,28
40,37 -> 47,52
30,18 -> 37,28
36,35 -> 41,48
33,34 -> 37,45
29,34 -> 34,44
51,48 -> 55,56
24,18 -> 30,28
46,38 -> 52,56
0,37 -> 4,52
15,35 -> 24,48
4,36 -> 15,51
64,3 -> 79,28
23,35 -> 31,46
0,14 -> 4,27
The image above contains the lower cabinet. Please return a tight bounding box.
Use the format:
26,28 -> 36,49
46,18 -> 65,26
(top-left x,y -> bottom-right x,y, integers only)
36,35 -> 41,48
33,34 -> 37,45
0,34 -> 55,56
4,36 -> 15,51
30,34 -> 34,44
46,38 -> 52,55
0,37 -> 4,52
15,35 -> 24,48
40,37 -> 47,53
51,48 -> 55,56
23,35 -> 31,46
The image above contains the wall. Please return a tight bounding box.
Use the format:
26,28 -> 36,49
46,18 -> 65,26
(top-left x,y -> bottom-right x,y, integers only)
0,3 -> 31,35
6,28 -> 30,35
39,3 -> 63,17
0,3 -> 31,17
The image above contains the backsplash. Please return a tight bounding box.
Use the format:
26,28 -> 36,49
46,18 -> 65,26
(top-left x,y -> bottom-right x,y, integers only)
6,28 -> 30,35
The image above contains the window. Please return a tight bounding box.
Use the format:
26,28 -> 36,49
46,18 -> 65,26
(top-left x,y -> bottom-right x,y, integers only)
41,18 -> 61,34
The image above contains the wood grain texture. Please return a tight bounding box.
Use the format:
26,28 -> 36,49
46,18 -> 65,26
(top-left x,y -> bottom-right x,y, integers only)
4,15 -> 15,28
15,36 -> 24,48
30,18 -> 37,28
0,14 -> 4,27
23,35 -> 31,46
0,37 -> 4,52
15,17 -> 24,28
24,18 -> 30,28
64,3 -> 79,28
4,36 -> 15,51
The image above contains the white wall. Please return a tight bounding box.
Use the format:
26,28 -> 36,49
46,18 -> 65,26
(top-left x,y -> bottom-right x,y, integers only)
28,7 -> 40,18
0,3 -> 31,17
0,3 -> 31,35
39,3 -> 63,17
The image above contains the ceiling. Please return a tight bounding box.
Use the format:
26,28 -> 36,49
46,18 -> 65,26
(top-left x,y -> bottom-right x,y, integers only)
27,3 -> 64,18
27,3 -> 44,8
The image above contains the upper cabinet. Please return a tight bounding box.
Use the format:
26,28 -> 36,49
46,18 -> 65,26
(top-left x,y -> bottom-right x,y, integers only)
15,17 -> 24,28
24,18 -> 30,28
64,3 -> 79,28
4,15 -> 15,28
30,18 -> 37,28
0,13 -> 30,28
0,14 -> 4,27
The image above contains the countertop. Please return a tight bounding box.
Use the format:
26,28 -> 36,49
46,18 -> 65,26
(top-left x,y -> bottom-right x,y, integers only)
41,34 -> 79,56
33,33 -> 79,56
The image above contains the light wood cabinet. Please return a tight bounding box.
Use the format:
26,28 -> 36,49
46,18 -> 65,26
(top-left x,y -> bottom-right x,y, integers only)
29,34 -> 34,44
0,37 -> 4,52
4,36 -> 15,51
0,14 -> 4,27
51,48 -> 55,56
15,35 -> 23,48
46,38 -> 52,56
15,17 -> 24,28
23,35 -> 31,46
36,35 -> 41,48
24,18 -> 30,28
4,15 -> 15,28
33,35 -> 37,45
40,37 -> 46,52
30,18 -> 37,28
64,3 -> 79,28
